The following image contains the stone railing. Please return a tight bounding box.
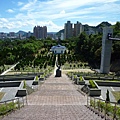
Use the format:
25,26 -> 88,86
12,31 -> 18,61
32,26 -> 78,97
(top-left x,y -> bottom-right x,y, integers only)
87,96 -> 120,120
0,96 -> 27,116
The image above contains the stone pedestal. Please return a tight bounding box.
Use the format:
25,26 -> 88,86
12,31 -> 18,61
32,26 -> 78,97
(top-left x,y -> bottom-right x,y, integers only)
55,69 -> 61,77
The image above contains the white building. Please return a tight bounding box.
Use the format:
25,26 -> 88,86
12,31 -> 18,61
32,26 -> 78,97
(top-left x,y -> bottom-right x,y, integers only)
50,44 -> 66,54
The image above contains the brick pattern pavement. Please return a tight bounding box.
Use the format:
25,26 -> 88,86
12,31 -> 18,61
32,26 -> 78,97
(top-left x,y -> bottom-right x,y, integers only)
1,74 -> 104,120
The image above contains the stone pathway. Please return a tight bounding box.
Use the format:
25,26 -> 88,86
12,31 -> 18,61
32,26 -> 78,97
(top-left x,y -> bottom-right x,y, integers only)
1,74 -> 104,120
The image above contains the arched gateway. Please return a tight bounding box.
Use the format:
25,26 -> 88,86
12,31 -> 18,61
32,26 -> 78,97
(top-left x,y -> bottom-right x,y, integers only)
100,27 -> 120,74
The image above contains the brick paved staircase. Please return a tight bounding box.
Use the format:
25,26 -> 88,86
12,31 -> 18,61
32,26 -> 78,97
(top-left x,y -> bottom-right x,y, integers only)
1,74 -> 104,120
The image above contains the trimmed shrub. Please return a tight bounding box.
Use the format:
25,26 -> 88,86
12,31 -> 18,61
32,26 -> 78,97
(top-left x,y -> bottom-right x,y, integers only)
35,76 -> 39,81
79,76 -> 83,81
23,80 -> 26,89
89,80 -> 97,88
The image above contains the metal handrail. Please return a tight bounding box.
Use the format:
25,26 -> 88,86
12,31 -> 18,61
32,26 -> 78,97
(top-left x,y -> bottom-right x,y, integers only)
87,95 -> 120,120
0,96 -> 27,116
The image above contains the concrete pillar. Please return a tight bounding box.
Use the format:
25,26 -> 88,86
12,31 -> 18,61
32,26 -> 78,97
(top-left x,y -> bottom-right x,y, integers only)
100,27 -> 113,74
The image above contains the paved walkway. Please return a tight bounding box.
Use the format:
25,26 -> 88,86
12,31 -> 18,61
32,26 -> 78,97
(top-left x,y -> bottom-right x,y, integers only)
1,74 -> 104,120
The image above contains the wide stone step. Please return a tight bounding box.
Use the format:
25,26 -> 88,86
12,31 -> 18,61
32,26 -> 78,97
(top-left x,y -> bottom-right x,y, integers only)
1,74 -> 105,120
2,105 -> 104,120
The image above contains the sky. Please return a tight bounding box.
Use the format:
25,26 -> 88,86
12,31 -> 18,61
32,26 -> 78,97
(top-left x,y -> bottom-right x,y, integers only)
0,0 -> 120,33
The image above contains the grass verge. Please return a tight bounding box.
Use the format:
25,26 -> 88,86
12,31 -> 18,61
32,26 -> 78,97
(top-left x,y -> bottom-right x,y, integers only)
0,92 -> 5,100
112,91 -> 120,101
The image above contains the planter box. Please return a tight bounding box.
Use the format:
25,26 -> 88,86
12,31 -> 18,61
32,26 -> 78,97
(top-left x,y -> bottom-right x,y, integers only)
16,89 -> 27,97
77,77 -> 85,85
74,77 -> 78,84
88,88 -> 101,96
39,77 -> 44,81
32,81 -> 38,85
96,81 -> 120,87
78,81 -> 85,85
88,81 -> 101,96
0,81 -> 21,87
81,81 -> 101,96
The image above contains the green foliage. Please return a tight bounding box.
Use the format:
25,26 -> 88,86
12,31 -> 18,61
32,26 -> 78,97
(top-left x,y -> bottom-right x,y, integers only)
74,75 -> 77,79
90,98 -> 120,118
90,99 -> 94,106
0,25 -> 120,70
79,76 -> 83,81
112,91 -> 120,101
35,76 -> 39,81
90,99 -> 117,117
99,101 -> 105,111
23,80 -> 26,89
89,80 -> 97,88
0,92 -> 5,100
106,103 -> 113,114
0,102 -> 16,115
40,74 -> 44,78
116,107 -> 120,119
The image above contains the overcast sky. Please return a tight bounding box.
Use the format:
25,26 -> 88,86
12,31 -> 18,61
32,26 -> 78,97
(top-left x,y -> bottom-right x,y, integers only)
0,0 -> 120,33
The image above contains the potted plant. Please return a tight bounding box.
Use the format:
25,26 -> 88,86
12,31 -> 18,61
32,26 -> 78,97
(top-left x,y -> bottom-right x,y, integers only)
87,80 -> 101,96
32,76 -> 39,85
77,76 -> 85,85
73,75 -> 78,84
39,74 -> 45,81
23,80 -> 26,89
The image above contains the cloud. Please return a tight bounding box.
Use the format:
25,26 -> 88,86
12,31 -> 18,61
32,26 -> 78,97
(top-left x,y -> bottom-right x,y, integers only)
20,0 -> 38,11
45,21 -> 63,32
7,9 -> 14,13
18,2 -> 24,6
60,10 -> 66,14
0,0 -> 120,32
0,18 -> 8,23
2,27 -> 9,29
0,15 -> 63,32
17,0 -> 120,21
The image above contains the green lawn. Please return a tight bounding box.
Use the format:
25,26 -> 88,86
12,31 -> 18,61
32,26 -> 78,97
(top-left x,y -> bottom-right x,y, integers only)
0,92 -> 5,100
112,91 -> 120,101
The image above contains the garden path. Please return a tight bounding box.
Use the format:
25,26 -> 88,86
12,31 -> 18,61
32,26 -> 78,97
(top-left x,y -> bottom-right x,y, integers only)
1,74 -> 104,120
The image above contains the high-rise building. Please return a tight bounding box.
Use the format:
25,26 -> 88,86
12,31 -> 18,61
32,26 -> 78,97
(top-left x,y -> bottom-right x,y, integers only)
74,21 -> 84,37
64,21 -> 73,39
33,26 -> 47,39
0,32 -> 7,39
9,32 -> 16,38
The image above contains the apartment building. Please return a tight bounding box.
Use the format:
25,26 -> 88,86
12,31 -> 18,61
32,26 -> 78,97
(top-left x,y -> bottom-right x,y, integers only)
64,21 -> 73,39
74,21 -> 84,37
33,26 -> 47,39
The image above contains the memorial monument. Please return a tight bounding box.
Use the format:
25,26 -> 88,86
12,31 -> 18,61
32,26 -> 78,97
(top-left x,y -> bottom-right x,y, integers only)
100,27 -> 120,74
100,27 -> 113,74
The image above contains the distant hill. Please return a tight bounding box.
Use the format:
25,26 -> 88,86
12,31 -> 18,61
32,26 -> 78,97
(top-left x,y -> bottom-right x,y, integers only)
56,29 -> 64,38
83,22 -> 112,32
16,31 -> 27,35
55,21 -> 112,36
96,22 -> 112,28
